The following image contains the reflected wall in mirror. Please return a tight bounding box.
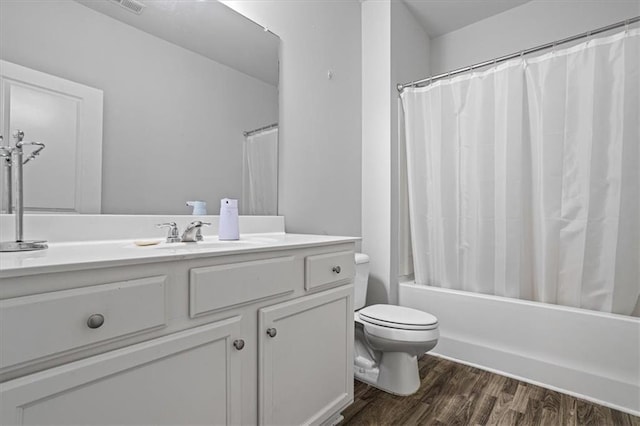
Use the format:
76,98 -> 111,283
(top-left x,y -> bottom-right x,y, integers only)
0,0 -> 279,215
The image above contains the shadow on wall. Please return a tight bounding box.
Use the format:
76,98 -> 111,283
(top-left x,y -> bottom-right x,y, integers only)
366,276 -> 389,305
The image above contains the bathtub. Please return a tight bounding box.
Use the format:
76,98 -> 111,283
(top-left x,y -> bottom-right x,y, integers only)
399,282 -> 640,416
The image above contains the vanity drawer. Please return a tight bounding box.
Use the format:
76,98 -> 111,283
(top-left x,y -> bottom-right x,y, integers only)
305,251 -> 355,292
190,256 -> 296,318
0,276 -> 167,370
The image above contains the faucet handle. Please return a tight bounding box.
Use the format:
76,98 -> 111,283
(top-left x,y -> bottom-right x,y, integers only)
156,222 -> 181,243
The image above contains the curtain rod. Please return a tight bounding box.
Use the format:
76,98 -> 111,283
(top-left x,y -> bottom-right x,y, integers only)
397,16 -> 640,93
243,123 -> 278,137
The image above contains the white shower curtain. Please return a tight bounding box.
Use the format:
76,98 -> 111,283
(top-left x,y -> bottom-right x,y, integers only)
401,29 -> 639,315
242,127 -> 278,215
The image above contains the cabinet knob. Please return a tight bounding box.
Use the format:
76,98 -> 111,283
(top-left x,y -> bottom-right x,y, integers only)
266,328 -> 277,338
332,266 -> 341,274
233,339 -> 245,350
86,314 -> 105,329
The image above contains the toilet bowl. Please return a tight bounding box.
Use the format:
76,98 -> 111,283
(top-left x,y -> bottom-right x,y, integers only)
353,253 -> 439,396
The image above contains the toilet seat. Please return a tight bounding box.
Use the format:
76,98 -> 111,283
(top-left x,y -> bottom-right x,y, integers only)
356,304 -> 439,343
358,304 -> 438,331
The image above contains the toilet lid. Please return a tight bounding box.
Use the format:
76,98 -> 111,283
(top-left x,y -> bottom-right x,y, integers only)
358,304 -> 438,330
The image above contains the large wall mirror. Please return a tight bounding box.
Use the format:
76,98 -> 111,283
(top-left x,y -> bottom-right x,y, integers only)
0,0 -> 279,215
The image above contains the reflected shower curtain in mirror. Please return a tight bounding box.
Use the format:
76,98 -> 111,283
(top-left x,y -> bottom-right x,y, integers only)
242,127 -> 278,215
401,29 -> 639,315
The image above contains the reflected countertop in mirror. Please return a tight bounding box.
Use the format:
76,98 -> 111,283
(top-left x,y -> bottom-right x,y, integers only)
0,0 -> 279,215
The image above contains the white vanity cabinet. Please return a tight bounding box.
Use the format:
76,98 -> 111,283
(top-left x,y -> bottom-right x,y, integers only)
0,238 -> 356,426
259,285 -> 353,426
0,318 -> 243,425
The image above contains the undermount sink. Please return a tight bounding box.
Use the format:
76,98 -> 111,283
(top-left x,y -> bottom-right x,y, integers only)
240,236 -> 280,244
150,238 -> 265,250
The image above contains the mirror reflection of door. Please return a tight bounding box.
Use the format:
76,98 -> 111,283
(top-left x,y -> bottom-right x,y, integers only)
1,0 -> 279,215
0,60 -> 103,213
242,126 -> 278,216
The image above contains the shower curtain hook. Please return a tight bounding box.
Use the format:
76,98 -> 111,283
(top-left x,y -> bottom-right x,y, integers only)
625,20 -> 630,34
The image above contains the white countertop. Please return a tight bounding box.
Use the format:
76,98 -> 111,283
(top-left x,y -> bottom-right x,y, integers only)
0,233 -> 359,278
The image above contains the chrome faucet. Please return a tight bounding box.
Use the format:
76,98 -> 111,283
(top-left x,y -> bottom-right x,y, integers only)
155,220 -> 211,243
181,220 -> 211,242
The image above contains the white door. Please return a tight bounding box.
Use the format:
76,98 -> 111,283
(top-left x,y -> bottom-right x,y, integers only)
258,285 -> 354,426
0,318 -> 243,425
0,60 -> 103,213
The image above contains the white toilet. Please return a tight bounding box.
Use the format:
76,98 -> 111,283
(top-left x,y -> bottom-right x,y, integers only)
353,253 -> 439,396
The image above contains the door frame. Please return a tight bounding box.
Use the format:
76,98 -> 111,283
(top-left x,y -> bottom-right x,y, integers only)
0,60 -> 103,213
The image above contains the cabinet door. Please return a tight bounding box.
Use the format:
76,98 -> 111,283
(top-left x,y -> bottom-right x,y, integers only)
259,285 -> 354,426
0,317 -> 243,426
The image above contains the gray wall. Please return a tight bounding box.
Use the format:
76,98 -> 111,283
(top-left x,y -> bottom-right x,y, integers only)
362,0 -> 392,304
361,0 -> 430,305
390,0 -> 430,282
430,0 -> 640,75
225,1 -> 362,237
1,1 -> 277,215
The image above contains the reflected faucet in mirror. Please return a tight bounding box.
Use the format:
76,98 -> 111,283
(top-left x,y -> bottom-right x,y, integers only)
0,130 -> 48,252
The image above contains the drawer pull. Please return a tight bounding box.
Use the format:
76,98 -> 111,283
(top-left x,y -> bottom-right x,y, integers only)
266,328 -> 277,338
233,339 -> 245,350
332,266 -> 342,274
86,314 -> 105,329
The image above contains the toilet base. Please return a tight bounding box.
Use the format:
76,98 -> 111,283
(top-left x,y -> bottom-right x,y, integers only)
354,351 -> 421,396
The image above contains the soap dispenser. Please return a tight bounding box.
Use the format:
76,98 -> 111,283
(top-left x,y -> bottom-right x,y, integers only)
219,198 -> 239,240
187,201 -> 207,216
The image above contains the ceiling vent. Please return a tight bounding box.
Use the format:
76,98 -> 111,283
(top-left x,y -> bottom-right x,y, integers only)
110,0 -> 145,15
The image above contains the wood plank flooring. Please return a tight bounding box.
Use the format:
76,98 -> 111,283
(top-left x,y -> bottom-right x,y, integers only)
340,355 -> 640,426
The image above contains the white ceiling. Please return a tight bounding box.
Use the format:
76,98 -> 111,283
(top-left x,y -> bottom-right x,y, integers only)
76,0 -> 279,86
402,0 -> 532,38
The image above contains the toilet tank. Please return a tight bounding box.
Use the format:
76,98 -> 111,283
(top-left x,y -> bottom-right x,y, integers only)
354,253 -> 370,310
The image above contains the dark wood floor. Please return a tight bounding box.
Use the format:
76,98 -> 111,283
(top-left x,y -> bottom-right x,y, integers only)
341,355 -> 640,426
